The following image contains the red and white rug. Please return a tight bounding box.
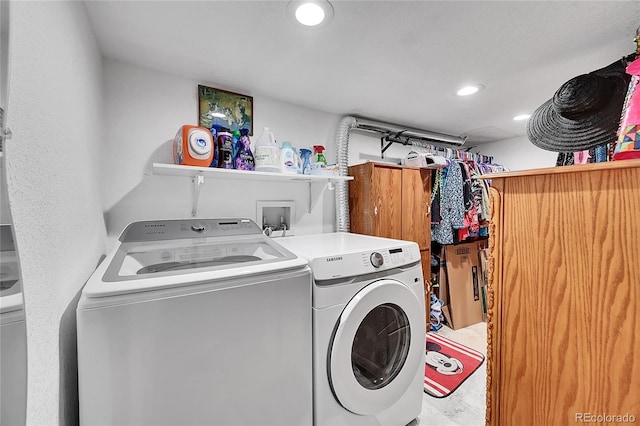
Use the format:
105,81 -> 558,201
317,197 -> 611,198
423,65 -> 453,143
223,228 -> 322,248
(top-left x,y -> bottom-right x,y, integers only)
424,332 -> 485,398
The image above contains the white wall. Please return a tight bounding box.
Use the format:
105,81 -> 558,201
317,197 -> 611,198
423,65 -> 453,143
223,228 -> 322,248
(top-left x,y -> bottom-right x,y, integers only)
103,58 -> 342,241
0,159 -> 11,224
347,131 -> 422,167
6,2 -> 107,424
479,135 -> 558,171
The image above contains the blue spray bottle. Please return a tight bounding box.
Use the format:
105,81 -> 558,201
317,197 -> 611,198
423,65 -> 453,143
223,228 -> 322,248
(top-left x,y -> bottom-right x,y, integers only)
299,148 -> 312,175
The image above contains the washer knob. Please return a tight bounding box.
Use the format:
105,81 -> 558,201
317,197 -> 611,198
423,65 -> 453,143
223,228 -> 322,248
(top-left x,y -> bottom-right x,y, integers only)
191,223 -> 207,232
370,252 -> 384,268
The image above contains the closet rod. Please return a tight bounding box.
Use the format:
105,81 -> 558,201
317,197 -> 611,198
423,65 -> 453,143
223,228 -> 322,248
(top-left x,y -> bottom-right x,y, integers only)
352,116 -> 467,146
381,134 -> 462,157
382,135 -> 494,164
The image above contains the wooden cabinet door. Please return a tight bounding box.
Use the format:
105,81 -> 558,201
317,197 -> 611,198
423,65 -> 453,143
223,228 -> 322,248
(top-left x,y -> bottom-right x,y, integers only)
349,163 -> 430,246
372,165 -> 402,240
401,168 -> 431,250
349,163 -> 373,236
487,166 -> 640,426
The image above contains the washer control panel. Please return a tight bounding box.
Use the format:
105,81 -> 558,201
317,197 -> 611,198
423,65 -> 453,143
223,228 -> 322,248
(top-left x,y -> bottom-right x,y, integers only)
120,218 -> 262,242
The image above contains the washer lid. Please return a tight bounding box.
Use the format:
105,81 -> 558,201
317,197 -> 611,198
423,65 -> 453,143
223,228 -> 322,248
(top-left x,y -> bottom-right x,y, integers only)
102,233 -> 300,282
329,279 -> 424,415
82,219 -> 308,299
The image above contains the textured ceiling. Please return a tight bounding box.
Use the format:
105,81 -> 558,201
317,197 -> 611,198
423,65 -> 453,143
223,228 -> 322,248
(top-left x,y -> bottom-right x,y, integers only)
83,0 -> 640,145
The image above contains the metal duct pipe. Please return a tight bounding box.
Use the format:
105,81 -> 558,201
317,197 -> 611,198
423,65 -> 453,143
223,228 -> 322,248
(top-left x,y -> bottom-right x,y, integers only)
334,116 -> 357,232
350,116 -> 467,146
334,116 -> 465,232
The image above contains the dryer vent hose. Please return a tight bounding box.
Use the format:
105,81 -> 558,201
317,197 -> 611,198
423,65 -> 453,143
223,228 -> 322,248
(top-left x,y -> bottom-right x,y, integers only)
334,116 -> 357,233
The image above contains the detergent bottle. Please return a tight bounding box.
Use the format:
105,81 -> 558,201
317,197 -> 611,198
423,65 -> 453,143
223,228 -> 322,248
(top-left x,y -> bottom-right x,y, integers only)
313,145 -> 328,165
209,124 -> 222,167
299,148 -> 312,175
292,145 -> 303,174
232,130 -> 241,162
234,128 -> 255,171
280,142 -> 299,174
216,127 -> 234,169
173,125 -> 214,167
254,127 -> 280,173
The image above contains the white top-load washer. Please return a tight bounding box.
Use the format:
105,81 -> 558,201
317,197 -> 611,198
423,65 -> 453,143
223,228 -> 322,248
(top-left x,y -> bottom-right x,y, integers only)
0,225 -> 27,426
77,218 -> 313,426
278,232 -> 426,426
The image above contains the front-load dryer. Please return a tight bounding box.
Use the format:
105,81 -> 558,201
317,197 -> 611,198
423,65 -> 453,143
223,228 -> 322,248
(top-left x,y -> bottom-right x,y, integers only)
278,232 -> 426,426
77,218 -> 312,426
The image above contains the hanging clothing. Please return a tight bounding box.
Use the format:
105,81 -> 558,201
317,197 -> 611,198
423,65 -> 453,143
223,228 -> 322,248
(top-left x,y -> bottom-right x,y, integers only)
556,152 -> 575,166
431,169 -> 443,224
432,162 -> 465,245
459,162 -> 474,210
574,150 -> 591,164
595,144 -> 608,163
469,162 -> 490,222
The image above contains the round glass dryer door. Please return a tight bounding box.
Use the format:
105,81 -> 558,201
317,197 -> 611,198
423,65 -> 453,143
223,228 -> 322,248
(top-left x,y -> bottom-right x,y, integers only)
352,303 -> 410,390
329,279 -> 424,415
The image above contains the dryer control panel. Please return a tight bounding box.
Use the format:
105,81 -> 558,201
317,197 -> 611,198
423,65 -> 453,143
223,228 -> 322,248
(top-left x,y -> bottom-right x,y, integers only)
310,244 -> 420,281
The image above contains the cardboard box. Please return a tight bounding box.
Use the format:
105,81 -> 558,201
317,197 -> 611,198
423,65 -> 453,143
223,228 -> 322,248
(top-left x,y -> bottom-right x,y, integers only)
443,242 -> 484,329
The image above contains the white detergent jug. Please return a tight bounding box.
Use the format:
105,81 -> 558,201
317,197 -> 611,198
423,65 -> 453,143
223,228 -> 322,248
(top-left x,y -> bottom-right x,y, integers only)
280,142 -> 299,174
254,127 -> 280,173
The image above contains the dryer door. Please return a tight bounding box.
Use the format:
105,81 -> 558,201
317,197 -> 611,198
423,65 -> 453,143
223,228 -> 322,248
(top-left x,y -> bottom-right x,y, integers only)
328,278 -> 424,415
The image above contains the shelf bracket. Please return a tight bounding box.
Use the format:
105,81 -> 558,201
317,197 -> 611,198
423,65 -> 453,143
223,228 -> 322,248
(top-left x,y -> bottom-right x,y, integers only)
307,180 -> 337,214
380,137 -> 394,159
191,172 -> 204,217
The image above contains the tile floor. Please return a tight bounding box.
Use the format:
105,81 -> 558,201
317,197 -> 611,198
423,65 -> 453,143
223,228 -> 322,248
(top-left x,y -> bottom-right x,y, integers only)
417,322 -> 488,426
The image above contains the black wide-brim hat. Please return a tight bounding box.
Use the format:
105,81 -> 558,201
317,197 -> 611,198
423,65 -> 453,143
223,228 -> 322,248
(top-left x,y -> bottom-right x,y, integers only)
527,58 -> 631,152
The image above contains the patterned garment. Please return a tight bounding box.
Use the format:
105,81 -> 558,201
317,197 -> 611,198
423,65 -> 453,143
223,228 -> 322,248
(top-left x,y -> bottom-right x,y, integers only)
556,152 -> 574,166
614,59 -> 640,160
459,162 -> 474,210
468,162 -> 488,222
595,144 -> 608,163
431,161 -> 465,245
431,169 -> 443,224
477,163 -> 491,221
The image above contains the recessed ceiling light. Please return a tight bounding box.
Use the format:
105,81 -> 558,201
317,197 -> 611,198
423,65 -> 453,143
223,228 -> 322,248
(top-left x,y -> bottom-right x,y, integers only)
513,114 -> 531,121
287,1 -> 334,28
296,3 -> 324,25
456,85 -> 483,96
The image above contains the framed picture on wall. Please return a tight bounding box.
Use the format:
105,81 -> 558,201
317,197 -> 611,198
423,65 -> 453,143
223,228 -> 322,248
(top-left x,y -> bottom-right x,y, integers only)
198,85 -> 254,135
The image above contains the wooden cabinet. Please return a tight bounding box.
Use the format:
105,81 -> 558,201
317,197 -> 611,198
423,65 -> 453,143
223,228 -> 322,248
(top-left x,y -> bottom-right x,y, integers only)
348,162 -> 432,324
482,160 -> 640,426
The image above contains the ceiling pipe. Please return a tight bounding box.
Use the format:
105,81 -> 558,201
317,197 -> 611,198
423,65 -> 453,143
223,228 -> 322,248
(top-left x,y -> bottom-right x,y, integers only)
350,116 -> 467,146
334,116 -> 465,232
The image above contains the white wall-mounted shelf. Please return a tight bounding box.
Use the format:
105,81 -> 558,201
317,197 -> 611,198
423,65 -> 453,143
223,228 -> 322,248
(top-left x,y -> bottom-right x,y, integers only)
152,163 -> 352,183
151,163 -> 353,216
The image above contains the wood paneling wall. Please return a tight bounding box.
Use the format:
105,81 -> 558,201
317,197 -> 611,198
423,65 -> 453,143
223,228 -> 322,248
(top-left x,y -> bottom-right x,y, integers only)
482,160 -> 640,425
